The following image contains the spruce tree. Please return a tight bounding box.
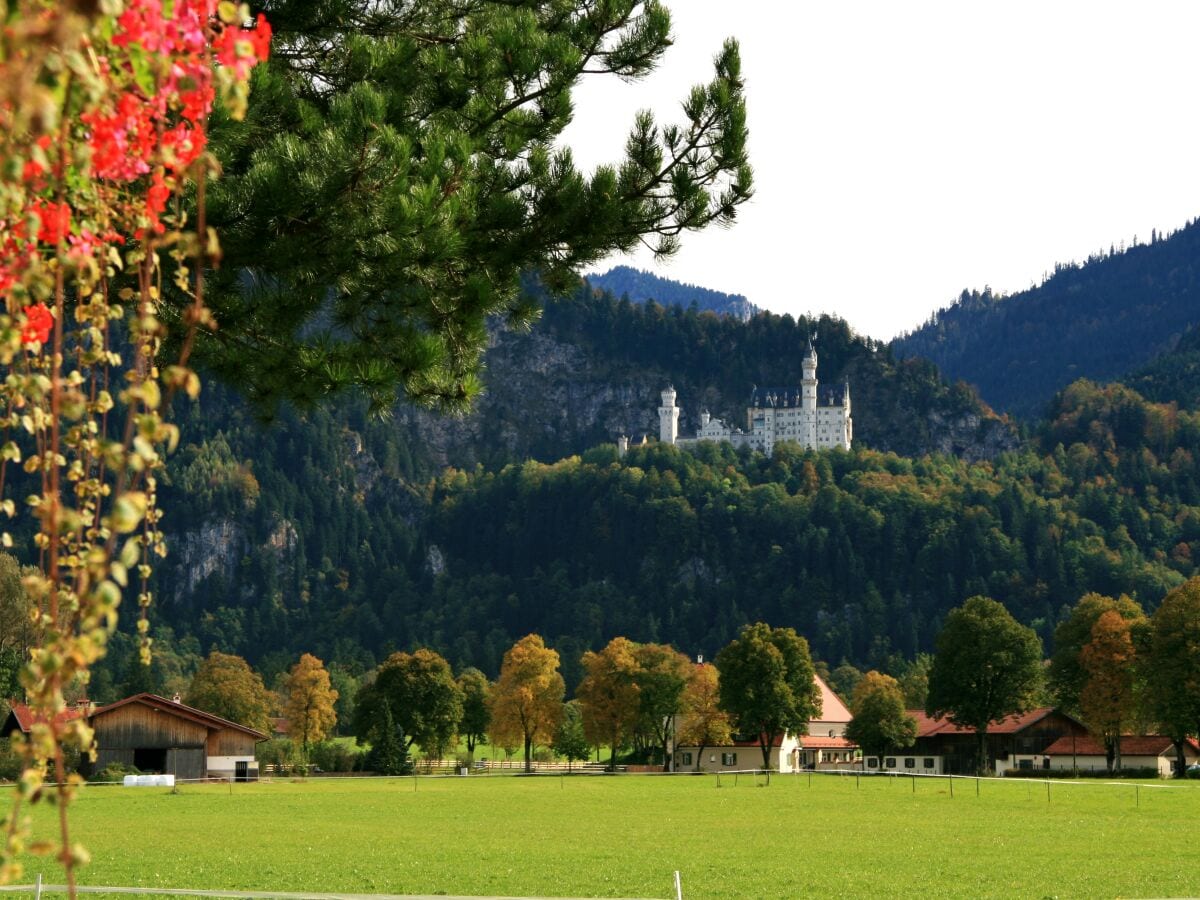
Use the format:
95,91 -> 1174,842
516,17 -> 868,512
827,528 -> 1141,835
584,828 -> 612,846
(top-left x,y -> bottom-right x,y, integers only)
367,702 -> 410,776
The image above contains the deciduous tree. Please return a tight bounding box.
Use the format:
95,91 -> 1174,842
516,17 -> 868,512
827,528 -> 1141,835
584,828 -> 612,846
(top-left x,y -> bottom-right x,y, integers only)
456,667 -> 491,766
844,671 -> 917,763
489,635 -> 565,773
1145,577 -> 1200,777
676,662 -> 731,771
577,637 -> 641,771
186,652 -> 273,733
1079,611 -> 1137,772
354,649 -> 464,756
1049,592 -> 1146,715
926,596 -> 1044,775
632,643 -> 692,771
716,623 -> 821,770
283,654 -> 340,759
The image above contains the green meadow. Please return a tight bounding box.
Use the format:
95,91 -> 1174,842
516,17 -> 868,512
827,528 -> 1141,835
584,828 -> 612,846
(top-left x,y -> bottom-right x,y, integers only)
18,773 -> 1200,899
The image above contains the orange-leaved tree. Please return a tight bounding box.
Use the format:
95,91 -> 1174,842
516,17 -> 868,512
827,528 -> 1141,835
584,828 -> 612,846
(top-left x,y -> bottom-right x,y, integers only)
577,637 -> 640,771
676,662 -> 731,771
185,651 -> 273,733
489,635 -> 564,773
283,653 -> 339,760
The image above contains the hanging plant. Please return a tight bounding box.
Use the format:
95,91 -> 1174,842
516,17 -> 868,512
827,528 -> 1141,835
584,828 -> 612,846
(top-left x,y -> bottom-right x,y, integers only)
0,1 -> 269,892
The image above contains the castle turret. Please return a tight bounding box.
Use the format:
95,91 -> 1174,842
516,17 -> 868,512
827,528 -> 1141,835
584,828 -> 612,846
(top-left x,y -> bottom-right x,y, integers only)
617,435 -> 630,457
801,338 -> 818,412
659,386 -> 680,445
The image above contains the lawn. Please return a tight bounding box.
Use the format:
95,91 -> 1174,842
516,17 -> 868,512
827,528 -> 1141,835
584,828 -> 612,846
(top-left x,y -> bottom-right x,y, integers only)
17,773 -> 1200,898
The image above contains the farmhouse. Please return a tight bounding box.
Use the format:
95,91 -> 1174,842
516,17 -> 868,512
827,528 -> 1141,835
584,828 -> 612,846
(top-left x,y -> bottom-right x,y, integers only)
672,673 -> 858,773
1040,734 -> 1200,777
82,693 -> 267,781
879,707 -> 1087,775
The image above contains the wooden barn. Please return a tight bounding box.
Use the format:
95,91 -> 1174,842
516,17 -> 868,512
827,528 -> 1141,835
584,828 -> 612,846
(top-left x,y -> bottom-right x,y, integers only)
82,693 -> 266,781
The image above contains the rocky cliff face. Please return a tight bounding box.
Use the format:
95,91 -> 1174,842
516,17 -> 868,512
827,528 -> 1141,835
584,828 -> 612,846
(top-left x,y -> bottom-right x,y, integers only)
395,325 -> 1019,469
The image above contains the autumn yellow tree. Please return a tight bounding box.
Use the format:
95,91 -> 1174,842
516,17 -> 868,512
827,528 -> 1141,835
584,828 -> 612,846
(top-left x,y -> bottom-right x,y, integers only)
1080,610 -> 1138,772
186,652 -> 273,733
676,663 -> 732,771
577,637 -> 641,771
283,654 -> 340,761
489,635 -> 565,773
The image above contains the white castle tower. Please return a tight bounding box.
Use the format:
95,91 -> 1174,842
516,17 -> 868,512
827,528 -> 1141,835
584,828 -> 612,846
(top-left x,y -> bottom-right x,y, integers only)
649,335 -> 852,456
659,386 -> 680,445
801,336 -> 818,446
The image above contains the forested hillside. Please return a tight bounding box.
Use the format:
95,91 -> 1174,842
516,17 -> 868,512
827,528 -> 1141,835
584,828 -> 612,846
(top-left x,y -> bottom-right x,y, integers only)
584,265 -> 758,319
397,284 -> 1017,471
1123,323 -> 1200,409
893,220 -> 1200,418
86,363 -> 1200,700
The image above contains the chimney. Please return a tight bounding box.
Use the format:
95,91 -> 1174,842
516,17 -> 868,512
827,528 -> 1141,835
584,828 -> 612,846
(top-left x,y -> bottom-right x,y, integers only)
172,693 -> 181,704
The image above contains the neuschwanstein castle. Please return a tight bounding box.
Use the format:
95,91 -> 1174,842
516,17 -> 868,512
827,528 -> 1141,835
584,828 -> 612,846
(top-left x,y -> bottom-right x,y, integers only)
622,339 -> 852,456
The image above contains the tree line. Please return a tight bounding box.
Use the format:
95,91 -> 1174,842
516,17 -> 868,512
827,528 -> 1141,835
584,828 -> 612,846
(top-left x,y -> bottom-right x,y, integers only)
143,577 -> 1200,778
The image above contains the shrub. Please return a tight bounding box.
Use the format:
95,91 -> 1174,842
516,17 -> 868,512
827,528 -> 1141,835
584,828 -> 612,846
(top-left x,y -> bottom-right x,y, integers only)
89,763 -> 140,783
309,741 -> 365,773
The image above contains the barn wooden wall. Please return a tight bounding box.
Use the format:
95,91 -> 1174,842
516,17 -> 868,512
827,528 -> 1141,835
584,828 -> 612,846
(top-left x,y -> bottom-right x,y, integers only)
93,703 -> 208,749
207,729 -> 257,757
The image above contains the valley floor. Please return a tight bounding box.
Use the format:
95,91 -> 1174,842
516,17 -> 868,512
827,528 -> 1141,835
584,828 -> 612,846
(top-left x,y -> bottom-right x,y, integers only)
17,773 -> 1200,899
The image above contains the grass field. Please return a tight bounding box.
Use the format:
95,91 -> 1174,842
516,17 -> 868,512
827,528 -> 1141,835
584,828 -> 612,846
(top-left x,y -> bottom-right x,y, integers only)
17,772 -> 1200,898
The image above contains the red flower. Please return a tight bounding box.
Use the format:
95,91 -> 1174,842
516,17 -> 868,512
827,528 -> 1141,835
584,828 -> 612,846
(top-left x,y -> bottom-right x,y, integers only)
20,303 -> 54,346
31,200 -> 71,245
145,169 -> 171,234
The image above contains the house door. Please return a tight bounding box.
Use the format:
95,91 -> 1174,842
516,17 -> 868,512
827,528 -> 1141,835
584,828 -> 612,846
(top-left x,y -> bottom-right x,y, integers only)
235,760 -> 248,782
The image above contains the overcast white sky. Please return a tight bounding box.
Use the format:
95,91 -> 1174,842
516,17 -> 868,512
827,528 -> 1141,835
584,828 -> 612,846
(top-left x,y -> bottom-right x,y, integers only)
560,1 -> 1200,341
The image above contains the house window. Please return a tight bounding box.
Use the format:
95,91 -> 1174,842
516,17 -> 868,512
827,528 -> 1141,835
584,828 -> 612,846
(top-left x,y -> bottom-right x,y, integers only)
867,757 -> 878,769
923,758 -> 935,769
904,758 -> 915,769
886,758 -> 897,769
681,752 -> 692,766
721,753 -> 737,766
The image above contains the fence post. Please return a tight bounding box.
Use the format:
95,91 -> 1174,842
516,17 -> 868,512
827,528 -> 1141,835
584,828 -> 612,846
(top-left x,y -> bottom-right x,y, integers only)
949,776 -> 953,798
35,873 -> 42,900
674,870 -> 683,900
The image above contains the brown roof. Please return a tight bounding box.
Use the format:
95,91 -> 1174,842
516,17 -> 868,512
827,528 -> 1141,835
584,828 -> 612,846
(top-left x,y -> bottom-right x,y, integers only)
5,702 -> 86,734
1042,735 -> 1200,757
88,693 -> 268,741
909,707 -> 1064,738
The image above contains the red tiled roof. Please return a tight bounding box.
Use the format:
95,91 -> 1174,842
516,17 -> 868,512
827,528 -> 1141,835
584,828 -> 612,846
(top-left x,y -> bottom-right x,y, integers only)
5,702 -> 85,733
270,716 -> 289,735
1042,735 -> 1200,757
908,707 -> 1062,737
800,735 -> 857,749
89,693 -> 268,741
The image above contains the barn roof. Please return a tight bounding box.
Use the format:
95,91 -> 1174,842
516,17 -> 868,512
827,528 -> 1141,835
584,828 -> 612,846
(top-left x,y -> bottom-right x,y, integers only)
907,707 -> 1073,738
3,701 -> 86,734
89,693 -> 268,741
1042,735 -> 1200,757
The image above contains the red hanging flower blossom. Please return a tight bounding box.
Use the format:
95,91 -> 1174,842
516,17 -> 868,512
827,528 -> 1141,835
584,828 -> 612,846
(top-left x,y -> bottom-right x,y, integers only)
20,303 -> 54,346
31,199 -> 72,245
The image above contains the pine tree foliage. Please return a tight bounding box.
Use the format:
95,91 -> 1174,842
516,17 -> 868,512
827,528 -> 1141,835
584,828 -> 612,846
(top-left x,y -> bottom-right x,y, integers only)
200,0 -> 752,412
